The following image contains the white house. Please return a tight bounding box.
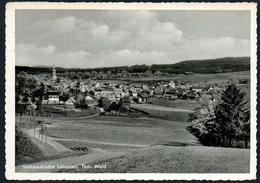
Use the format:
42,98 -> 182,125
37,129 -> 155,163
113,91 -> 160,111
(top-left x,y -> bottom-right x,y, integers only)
168,81 -> 175,88
65,97 -> 76,109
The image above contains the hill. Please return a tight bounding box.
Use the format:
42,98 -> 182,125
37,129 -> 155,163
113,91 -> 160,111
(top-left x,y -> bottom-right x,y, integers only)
66,145 -> 250,173
16,57 -> 250,75
150,57 -> 250,74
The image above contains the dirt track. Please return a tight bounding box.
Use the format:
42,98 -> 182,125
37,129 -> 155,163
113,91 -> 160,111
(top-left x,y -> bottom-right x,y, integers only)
15,127 -> 146,173
15,148 -> 125,173
131,104 -> 193,112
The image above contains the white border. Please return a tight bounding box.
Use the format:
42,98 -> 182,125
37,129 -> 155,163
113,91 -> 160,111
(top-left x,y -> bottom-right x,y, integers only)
5,2 -> 257,180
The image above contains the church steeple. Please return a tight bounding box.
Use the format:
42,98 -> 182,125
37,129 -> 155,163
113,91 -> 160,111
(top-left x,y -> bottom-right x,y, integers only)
52,64 -> 57,81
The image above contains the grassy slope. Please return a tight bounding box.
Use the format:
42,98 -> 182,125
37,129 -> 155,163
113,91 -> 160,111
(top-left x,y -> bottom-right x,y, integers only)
70,145 -> 250,173
15,127 -> 44,165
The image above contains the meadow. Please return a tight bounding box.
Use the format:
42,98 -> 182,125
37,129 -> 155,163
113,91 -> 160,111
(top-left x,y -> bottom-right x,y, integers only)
47,115 -> 199,147
69,145 -> 250,173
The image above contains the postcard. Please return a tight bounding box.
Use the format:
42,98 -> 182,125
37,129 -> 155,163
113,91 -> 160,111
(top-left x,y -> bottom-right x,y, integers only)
5,2 -> 257,180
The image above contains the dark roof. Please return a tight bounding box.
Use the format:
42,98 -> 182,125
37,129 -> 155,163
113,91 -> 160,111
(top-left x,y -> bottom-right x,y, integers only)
202,86 -> 211,91
47,91 -> 60,95
165,89 -> 177,94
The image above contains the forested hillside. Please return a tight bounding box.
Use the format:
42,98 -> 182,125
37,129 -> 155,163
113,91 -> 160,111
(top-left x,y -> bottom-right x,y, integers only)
16,57 -> 250,75
150,57 -> 250,74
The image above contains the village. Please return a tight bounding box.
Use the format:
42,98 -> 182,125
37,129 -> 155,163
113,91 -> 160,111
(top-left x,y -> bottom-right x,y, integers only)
15,65 -> 247,117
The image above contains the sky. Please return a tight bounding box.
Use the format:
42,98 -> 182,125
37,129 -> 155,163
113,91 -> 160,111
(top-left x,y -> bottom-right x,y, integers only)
15,10 -> 251,68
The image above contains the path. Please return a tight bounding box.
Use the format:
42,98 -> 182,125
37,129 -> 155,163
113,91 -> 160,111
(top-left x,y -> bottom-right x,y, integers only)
27,128 -> 150,149
15,148 -> 125,173
131,104 -> 193,112
16,127 -> 149,173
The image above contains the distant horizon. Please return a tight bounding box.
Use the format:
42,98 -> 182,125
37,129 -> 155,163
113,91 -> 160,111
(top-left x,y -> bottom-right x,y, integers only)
15,56 -> 250,70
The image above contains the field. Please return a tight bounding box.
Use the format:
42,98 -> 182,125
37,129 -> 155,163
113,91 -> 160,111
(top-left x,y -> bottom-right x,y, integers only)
130,71 -> 250,84
148,99 -> 200,110
67,145 -> 250,173
47,115 -> 198,147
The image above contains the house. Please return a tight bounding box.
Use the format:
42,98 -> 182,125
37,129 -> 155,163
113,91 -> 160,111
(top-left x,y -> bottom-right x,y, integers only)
185,83 -> 193,90
192,86 -> 203,93
154,86 -> 165,98
239,79 -> 250,84
119,97 -> 131,109
201,86 -> 214,94
47,91 -> 60,102
138,92 -> 149,103
84,78 -> 96,86
129,87 -> 138,97
163,88 -> 177,99
168,81 -> 176,88
95,82 -> 101,88
141,84 -> 149,90
85,95 -> 94,105
98,97 -> 111,111
176,88 -> 187,99
154,71 -> 162,76
187,90 -> 197,100
184,71 -> 194,75
65,97 -> 76,109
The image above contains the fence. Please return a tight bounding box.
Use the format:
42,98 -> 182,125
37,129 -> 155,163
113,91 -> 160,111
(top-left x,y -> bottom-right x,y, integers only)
16,110 -> 53,146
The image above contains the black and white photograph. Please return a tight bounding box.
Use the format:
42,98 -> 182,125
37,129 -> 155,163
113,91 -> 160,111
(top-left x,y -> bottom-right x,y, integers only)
5,2 -> 257,180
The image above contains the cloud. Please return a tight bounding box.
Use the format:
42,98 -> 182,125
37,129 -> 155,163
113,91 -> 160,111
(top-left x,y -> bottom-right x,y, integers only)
22,12 -> 183,53
16,11 -> 250,68
16,44 -> 90,67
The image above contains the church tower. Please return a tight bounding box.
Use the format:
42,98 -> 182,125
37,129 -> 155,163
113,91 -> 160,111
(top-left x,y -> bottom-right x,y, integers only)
51,65 -> 57,81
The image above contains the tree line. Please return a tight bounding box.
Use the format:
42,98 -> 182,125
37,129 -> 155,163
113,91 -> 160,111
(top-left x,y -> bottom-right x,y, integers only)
16,57 -> 250,76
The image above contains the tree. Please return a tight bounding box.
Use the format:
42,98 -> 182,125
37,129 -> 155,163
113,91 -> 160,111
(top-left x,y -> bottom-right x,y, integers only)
59,91 -> 70,103
187,82 -> 250,148
214,82 -> 250,147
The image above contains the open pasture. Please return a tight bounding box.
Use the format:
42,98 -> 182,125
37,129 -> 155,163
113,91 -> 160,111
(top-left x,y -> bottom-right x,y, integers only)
70,145 -> 250,173
47,115 -> 199,149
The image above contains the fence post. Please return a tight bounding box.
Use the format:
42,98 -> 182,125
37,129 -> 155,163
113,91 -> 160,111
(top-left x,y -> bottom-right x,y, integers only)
20,115 -> 22,127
